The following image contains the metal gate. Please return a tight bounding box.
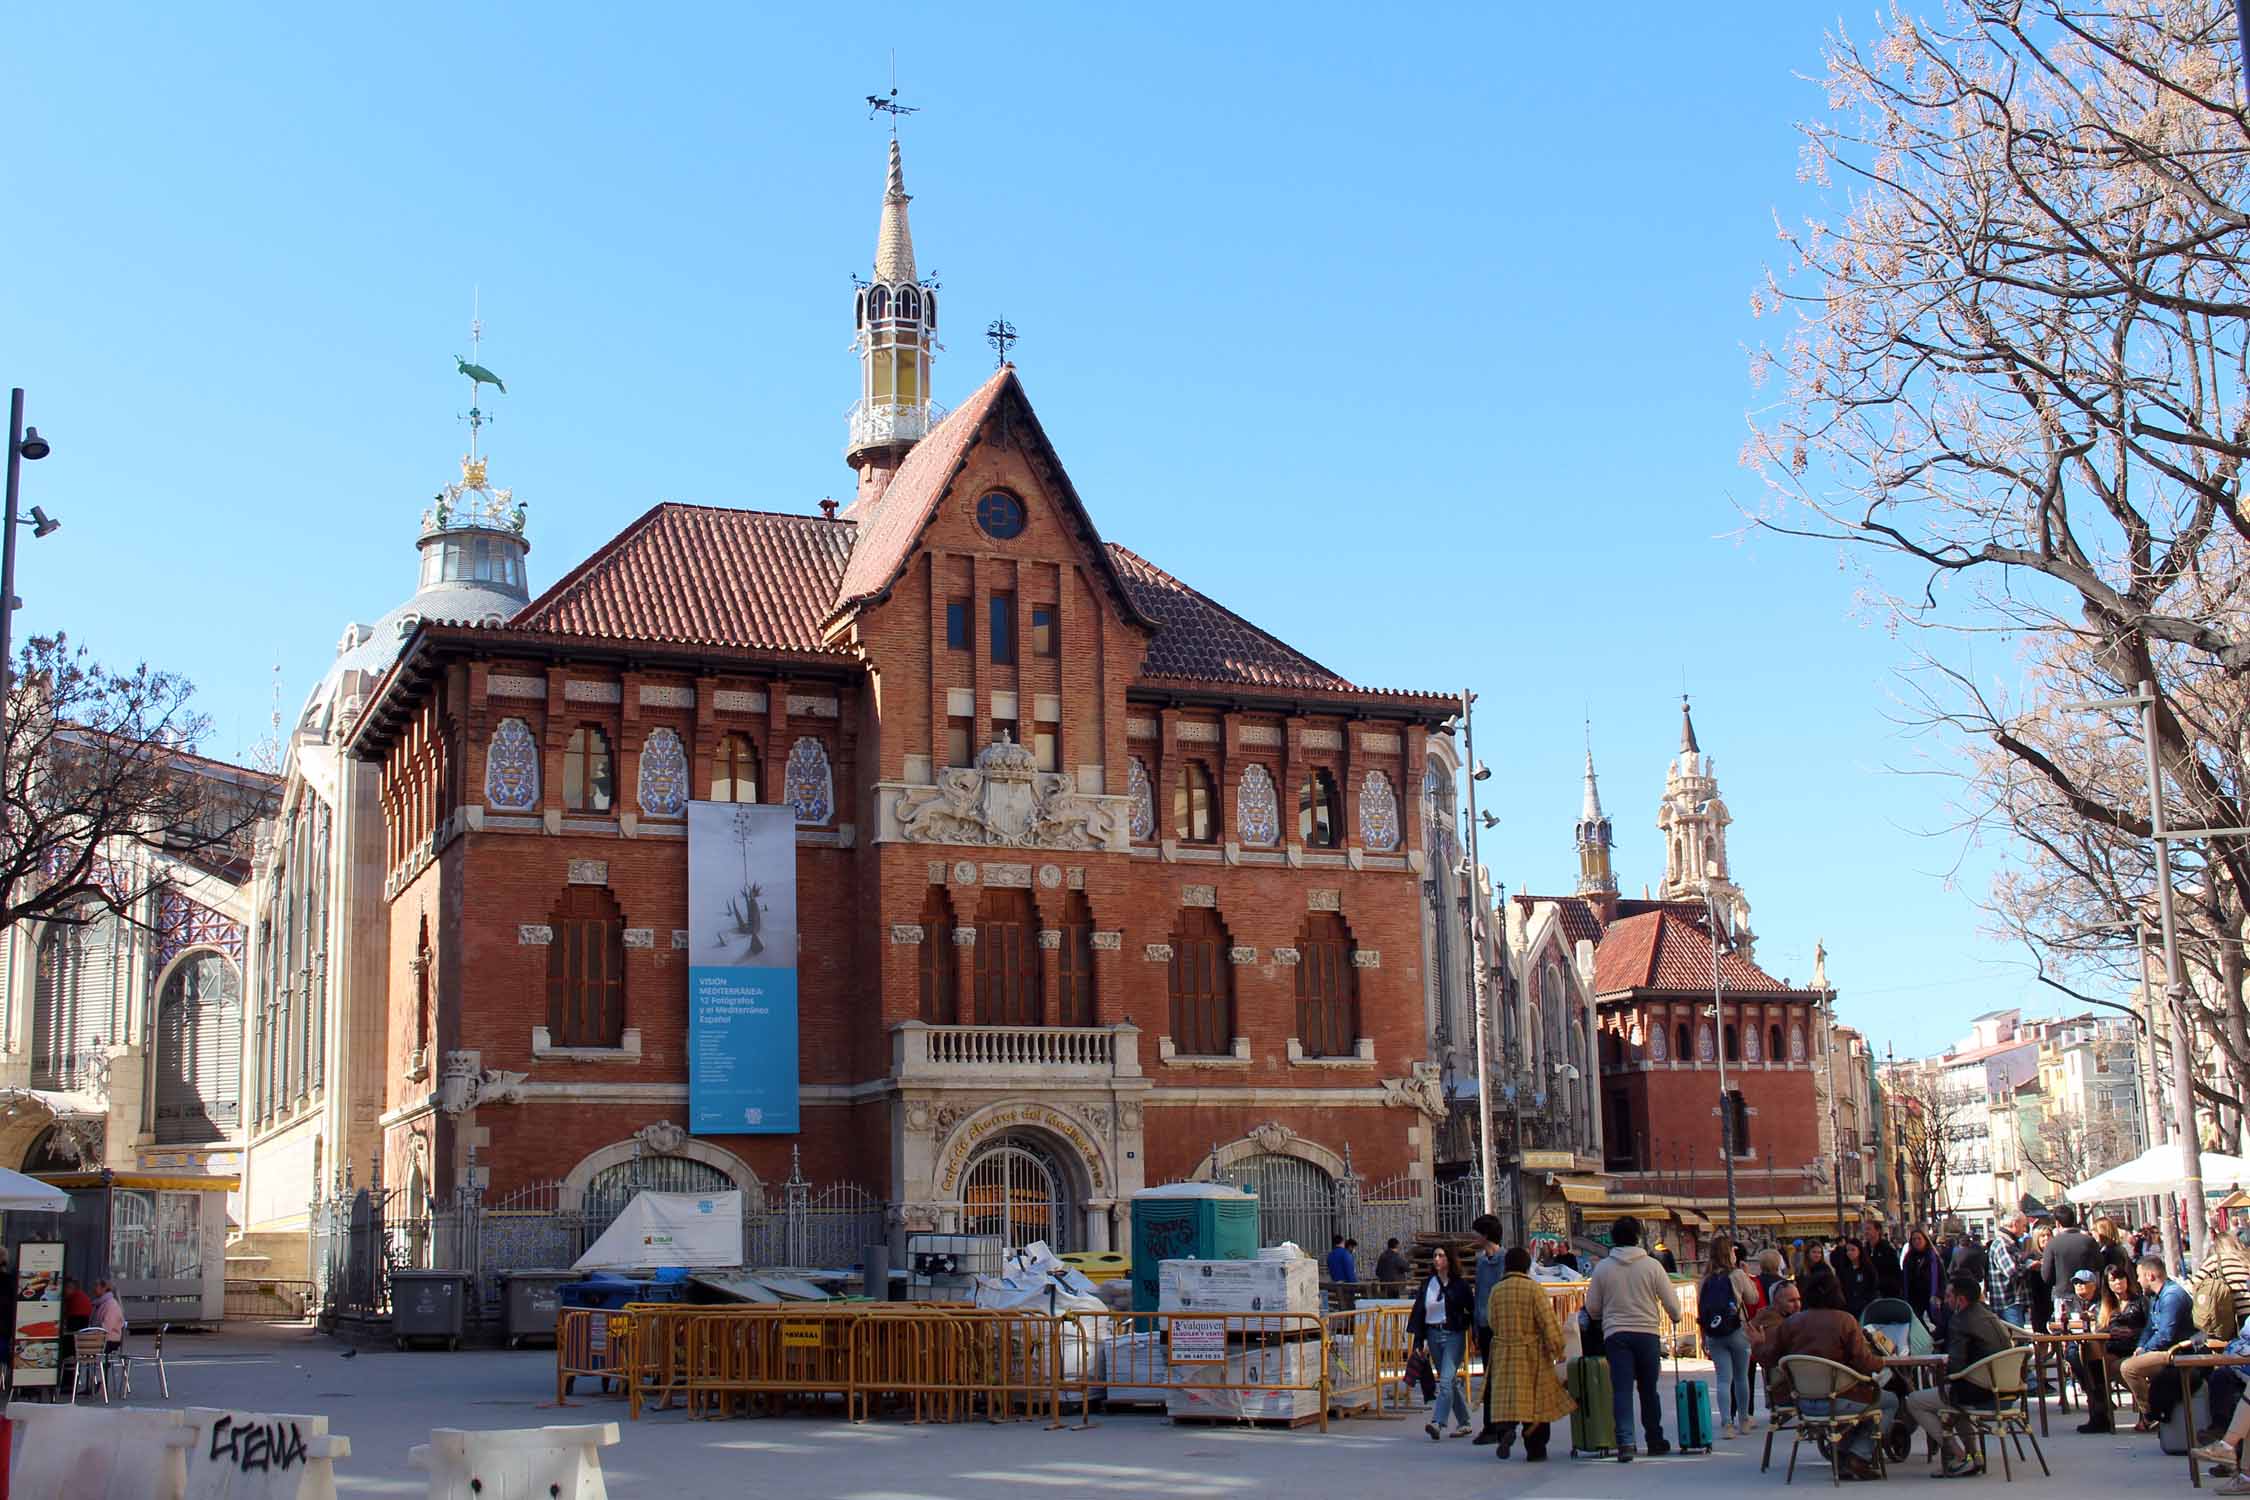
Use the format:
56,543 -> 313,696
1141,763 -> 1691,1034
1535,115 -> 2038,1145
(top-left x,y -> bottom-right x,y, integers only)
962,1135 -> 1074,1251
582,1153 -> 734,1224
1224,1153 -> 1337,1252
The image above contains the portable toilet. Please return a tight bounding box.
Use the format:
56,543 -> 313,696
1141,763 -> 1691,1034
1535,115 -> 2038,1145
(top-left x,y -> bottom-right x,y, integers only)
1129,1182 -> 1259,1312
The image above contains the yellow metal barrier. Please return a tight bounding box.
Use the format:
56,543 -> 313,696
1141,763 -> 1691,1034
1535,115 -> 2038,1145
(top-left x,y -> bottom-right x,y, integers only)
554,1307 -> 630,1405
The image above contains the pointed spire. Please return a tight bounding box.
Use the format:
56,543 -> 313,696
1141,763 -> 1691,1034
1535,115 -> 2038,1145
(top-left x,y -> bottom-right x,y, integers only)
1581,727 -> 1606,824
874,137 -> 916,284
1680,694 -> 1700,754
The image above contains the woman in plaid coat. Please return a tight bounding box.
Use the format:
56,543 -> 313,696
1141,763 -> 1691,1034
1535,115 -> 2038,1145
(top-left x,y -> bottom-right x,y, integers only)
1482,1247 -> 1577,1461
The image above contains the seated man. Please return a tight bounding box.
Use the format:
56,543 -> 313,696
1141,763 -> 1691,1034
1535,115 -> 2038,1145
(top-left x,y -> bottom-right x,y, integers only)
2121,1253 -> 2194,1431
1767,1265 -> 1894,1479
90,1278 -> 126,1348
1751,1277 -> 1804,1409
1903,1274 -> 2012,1477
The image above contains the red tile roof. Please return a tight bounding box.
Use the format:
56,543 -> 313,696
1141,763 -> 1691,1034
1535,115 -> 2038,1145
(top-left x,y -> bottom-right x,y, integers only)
1107,545 -> 1356,693
1590,909 -> 1802,996
1515,893 -> 1710,952
513,502 -> 856,654
832,368 -> 1011,610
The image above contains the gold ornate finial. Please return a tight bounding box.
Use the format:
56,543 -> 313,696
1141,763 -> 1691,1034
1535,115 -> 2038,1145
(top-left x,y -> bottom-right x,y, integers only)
460,455 -> 489,490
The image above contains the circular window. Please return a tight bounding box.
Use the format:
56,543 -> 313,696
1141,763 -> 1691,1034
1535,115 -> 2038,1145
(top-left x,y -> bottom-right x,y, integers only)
976,491 -> 1027,540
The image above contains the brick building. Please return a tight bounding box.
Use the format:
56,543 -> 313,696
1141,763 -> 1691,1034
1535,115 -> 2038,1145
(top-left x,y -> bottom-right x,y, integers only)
335,138 -> 1456,1255
1513,701 -> 1844,1256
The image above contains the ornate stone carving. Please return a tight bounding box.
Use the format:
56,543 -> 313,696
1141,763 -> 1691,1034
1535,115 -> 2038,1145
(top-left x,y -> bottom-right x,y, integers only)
1301,729 -> 1344,751
1380,1064 -> 1447,1120
952,861 -> 979,884
712,689 -> 768,714
1250,1120 -> 1295,1155
1118,1101 -> 1144,1130
1351,949 -> 1381,968
568,860 -> 609,885
1357,731 -> 1402,753
886,736 -> 1125,851
1038,864 -> 1063,889
1271,946 -> 1301,965
639,683 -> 694,708
932,1103 -> 975,1137
891,924 -> 926,944
1077,1104 -> 1112,1134
1239,725 -> 1283,747
1144,943 -> 1174,962
1126,716 -> 1158,739
1228,946 -> 1258,964
1037,929 -> 1062,950
903,1101 -> 934,1134
440,1051 -> 528,1114
623,928 -> 655,949
487,674 -> 544,699
983,862 -> 1032,888
1177,720 -> 1220,744
1182,884 -> 1217,908
564,679 -> 622,704
1090,930 -> 1122,951
518,924 -> 554,946
1308,888 -> 1342,912
928,861 -> 949,884
952,927 -> 979,946
635,1120 -> 688,1155
787,693 -> 839,718
672,929 -> 690,949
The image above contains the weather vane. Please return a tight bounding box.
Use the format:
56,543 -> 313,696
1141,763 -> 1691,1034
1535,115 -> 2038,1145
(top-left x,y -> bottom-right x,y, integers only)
455,289 -> 506,466
986,316 -> 1018,367
866,52 -> 917,131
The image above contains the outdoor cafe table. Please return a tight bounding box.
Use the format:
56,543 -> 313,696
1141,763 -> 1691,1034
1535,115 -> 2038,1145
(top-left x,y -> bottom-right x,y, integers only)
2174,1352 -> 2250,1489
2018,1330 -> 2112,1437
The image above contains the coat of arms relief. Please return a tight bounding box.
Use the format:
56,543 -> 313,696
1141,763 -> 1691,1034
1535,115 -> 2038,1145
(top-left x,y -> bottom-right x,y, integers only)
879,735 -> 1132,852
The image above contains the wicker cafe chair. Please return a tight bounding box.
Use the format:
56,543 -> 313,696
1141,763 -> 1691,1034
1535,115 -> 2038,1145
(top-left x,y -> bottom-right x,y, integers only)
1760,1374 -> 1800,1474
1940,1347 -> 2048,1481
1775,1356 -> 1889,1486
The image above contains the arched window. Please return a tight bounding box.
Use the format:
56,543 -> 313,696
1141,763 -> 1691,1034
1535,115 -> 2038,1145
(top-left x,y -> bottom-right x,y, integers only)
1295,912 -> 1359,1058
898,286 -> 921,321
547,885 -> 625,1048
917,887 -> 958,1024
973,888 -> 1041,1026
709,733 -> 759,803
637,727 -> 688,817
1770,1023 -> 1785,1060
414,916 -> 432,1056
1057,890 -> 1095,1027
854,289 -> 866,329
1725,1089 -> 1751,1158
33,912 -> 120,1091
154,951 -> 242,1144
924,289 -> 938,329
1724,1024 -> 1740,1063
1675,1022 -> 1691,1061
562,727 -> 615,813
1298,770 -> 1340,848
1174,763 -> 1216,843
868,286 -> 890,321
1168,907 -> 1234,1056
485,717 -> 539,810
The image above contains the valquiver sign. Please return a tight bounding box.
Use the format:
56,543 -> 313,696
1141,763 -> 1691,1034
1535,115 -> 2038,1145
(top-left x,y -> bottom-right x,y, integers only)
687,800 -> 799,1134
572,1192 -> 744,1271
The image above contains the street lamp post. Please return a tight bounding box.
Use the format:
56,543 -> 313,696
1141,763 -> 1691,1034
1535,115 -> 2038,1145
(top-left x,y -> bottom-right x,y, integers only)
1459,690 -> 1501,1227
2083,917 -> 2183,1273
1703,872 -> 1740,1240
0,388 -> 55,752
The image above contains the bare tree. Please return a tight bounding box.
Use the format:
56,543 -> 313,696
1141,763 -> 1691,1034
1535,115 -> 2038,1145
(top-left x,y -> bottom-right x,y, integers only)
2021,1100 -> 2136,1188
0,633 -> 272,931
1887,1065 -> 1970,1219
1749,1 -> 2250,1158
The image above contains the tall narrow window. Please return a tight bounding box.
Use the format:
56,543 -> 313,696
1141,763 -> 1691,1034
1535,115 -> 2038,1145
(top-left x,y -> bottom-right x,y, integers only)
1034,727 -> 1059,773
946,599 -> 971,651
1168,907 -> 1234,1056
414,917 -> 432,1055
709,733 -> 759,803
946,716 -> 974,768
1298,769 -> 1340,848
1725,1089 -> 1751,1158
1295,911 -> 1359,1058
990,594 -> 1017,664
562,727 -> 615,813
1724,1023 -> 1740,1063
1031,606 -> 1056,657
973,888 -> 1040,1025
1174,762 -> 1216,843
1057,891 -> 1095,1027
1769,1022 -> 1784,1060
917,888 -> 958,1024
1676,1022 -> 1691,1061
547,885 -> 625,1047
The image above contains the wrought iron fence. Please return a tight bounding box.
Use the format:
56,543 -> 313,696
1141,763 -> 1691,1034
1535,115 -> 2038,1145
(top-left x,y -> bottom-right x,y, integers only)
308,1151 -> 889,1327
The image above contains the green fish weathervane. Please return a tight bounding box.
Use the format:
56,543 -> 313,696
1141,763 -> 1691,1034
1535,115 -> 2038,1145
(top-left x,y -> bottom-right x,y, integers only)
455,355 -> 505,394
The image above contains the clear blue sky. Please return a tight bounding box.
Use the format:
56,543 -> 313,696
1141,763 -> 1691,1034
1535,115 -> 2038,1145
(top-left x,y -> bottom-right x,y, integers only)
7,3 -> 2075,1055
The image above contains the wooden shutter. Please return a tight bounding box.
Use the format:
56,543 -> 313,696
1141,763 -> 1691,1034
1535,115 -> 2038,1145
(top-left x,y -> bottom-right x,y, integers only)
918,889 -> 958,1024
1296,912 -> 1358,1058
973,889 -> 1040,1026
1057,892 -> 1094,1027
548,886 -> 625,1047
1168,908 -> 1233,1056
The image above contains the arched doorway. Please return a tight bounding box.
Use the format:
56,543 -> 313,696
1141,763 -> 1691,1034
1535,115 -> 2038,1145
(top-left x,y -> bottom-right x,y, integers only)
961,1132 -> 1077,1251
1224,1152 -> 1338,1253
153,949 -> 242,1144
21,1122 -> 90,1174
581,1152 -> 735,1224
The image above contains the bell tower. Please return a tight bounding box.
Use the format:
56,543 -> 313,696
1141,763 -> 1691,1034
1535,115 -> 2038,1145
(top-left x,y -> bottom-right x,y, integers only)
1575,730 -> 1617,899
1658,696 -> 1754,955
847,136 -> 940,507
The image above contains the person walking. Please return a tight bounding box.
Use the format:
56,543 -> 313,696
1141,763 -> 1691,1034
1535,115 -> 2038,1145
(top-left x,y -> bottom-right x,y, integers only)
1407,1245 -> 1477,1440
1699,1238 -> 1757,1439
1468,1214 -> 1508,1444
1585,1214 -> 1681,1463
1902,1274 -> 2013,1478
1373,1237 -> 1410,1297
1481,1246 -> 1575,1461
1903,1228 -> 1943,1326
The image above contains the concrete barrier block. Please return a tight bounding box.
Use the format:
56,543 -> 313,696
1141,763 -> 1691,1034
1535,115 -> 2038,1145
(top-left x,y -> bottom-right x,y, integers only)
182,1407 -> 353,1500
408,1423 -> 620,1500
6,1402 -> 196,1500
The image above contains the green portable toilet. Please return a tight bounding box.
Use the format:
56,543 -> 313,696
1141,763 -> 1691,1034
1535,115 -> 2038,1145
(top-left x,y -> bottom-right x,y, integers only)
1129,1182 -> 1260,1312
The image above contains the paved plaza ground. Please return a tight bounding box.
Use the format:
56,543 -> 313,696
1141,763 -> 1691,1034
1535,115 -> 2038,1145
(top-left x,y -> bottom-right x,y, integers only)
71,1324 -> 2174,1497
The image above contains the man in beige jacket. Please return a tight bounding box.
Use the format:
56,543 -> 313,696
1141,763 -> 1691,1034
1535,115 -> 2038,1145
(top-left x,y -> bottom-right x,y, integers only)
1585,1215 -> 1682,1462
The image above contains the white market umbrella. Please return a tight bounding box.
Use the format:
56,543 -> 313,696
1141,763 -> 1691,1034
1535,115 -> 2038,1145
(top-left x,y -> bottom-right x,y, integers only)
0,1167 -> 69,1213
2066,1143 -> 2250,1204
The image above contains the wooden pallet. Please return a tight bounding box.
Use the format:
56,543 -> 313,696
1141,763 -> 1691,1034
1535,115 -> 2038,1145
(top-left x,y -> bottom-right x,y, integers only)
1168,1409 -> 1324,1430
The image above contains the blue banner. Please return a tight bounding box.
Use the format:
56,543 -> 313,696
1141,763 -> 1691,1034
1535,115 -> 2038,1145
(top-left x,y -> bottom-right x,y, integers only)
687,800 -> 799,1134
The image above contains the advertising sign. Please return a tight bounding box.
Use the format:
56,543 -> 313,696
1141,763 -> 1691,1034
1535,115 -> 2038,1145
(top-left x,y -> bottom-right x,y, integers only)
1168,1318 -> 1227,1364
687,800 -> 800,1133
12,1241 -> 65,1389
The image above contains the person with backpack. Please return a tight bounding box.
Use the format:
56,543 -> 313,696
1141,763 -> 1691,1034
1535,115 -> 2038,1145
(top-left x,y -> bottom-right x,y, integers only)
2121,1254 -> 2196,1430
1585,1214 -> 1682,1463
2195,1208 -> 2250,1336
1699,1238 -> 1758,1439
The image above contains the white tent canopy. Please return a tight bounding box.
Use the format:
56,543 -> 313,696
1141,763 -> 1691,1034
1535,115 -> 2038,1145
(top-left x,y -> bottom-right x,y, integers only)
0,1167 -> 69,1213
572,1190 -> 743,1271
2066,1144 -> 2250,1204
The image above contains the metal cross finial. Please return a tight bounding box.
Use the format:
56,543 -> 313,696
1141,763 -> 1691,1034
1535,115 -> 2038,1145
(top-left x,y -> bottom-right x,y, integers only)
986,317 -> 1018,368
